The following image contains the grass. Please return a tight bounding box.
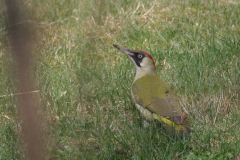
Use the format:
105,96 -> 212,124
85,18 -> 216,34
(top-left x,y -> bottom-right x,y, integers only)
1,0 -> 240,159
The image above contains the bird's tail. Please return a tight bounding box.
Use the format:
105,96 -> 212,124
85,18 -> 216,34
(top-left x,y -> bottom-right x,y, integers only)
153,113 -> 192,138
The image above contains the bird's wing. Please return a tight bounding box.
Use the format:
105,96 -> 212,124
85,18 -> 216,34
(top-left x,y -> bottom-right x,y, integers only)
131,75 -> 183,124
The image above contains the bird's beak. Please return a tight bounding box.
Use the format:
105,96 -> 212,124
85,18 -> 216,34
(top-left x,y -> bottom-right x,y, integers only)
113,44 -> 134,56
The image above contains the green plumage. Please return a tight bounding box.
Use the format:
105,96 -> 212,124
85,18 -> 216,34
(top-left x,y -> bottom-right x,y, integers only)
132,75 -> 183,125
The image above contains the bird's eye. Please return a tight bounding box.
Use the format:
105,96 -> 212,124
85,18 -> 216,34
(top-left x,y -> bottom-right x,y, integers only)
138,54 -> 143,59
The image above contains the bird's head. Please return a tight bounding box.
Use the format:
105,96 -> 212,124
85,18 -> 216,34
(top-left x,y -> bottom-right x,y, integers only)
113,44 -> 157,80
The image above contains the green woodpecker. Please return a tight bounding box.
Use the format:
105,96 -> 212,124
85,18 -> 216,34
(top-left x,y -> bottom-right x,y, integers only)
113,44 -> 191,137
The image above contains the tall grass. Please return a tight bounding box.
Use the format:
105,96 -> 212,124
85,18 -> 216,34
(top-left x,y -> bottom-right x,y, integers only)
1,0 -> 240,159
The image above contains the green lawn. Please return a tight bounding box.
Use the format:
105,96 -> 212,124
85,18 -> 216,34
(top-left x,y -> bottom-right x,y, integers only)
1,0 -> 240,159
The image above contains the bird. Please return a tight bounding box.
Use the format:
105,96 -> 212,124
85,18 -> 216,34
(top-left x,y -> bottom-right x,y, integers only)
113,44 -> 191,137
